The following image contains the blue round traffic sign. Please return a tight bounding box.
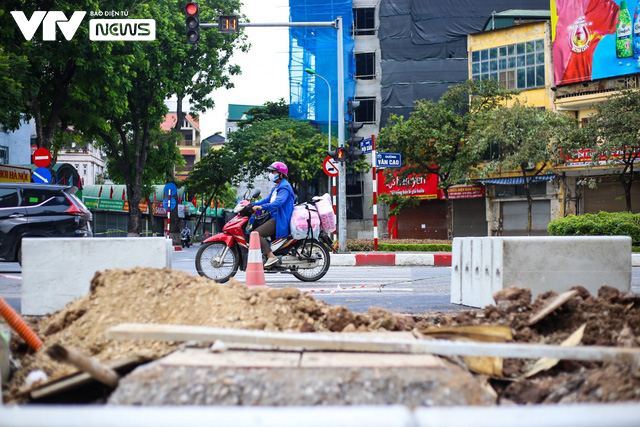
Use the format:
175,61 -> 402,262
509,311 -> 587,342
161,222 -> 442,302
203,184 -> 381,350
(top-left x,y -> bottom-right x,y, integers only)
163,182 -> 178,196
162,197 -> 177,211
32,167 -> 52,184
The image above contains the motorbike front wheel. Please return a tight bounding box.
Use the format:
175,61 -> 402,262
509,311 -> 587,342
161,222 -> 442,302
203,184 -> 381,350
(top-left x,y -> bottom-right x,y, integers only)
195,241 -> 239,283
291,239 -> 330,282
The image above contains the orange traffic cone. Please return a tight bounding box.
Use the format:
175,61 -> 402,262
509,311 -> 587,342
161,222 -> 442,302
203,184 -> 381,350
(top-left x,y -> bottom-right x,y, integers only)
245,231 -> 267,288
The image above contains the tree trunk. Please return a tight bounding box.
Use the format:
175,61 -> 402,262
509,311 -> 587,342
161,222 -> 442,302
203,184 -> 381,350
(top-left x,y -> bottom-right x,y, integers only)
443,188 -> 453,240
621,173 -> 633,212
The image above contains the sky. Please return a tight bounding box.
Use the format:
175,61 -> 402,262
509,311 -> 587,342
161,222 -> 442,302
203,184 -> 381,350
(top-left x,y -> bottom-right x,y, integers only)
170,0 -> 291,139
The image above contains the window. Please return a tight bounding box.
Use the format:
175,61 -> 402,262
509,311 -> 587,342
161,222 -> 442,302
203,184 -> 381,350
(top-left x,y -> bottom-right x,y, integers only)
472,39 -> 545,89
0,188 -> 19,208
355,52 -> 376,80
0,145 -> 8,165
354,97 -> 376,123
353,8 -> 375,36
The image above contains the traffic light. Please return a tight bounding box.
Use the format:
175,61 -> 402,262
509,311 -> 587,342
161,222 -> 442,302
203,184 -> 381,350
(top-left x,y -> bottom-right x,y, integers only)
185,2 -> 200,44
346,99 -> 364,160
329,147 -> 348,163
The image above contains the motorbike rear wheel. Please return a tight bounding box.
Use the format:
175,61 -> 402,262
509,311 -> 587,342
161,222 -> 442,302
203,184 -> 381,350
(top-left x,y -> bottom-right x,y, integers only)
291,239 -> 330,282
195,241 -> 239,283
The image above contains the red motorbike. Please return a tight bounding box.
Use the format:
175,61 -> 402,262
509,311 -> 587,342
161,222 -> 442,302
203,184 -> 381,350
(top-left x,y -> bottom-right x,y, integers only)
195,190 -> 334,283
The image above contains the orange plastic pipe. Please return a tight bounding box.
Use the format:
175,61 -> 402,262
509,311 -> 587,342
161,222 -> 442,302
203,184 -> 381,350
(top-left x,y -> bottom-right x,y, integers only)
0,295 -> 43,351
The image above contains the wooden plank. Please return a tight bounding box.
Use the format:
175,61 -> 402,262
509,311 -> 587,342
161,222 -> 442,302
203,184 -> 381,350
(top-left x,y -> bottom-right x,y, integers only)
156,349 -> 444,369
528,290 -> 578,326
300,352 -> 444,368
46,344 -> 119,388
106,323 -> 640,363
29,356 -> 147,400
158,349 -> 301,368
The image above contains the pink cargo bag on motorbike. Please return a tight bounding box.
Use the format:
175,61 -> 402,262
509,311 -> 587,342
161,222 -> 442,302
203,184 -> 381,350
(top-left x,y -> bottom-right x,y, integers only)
290,204 -> 321,240
312,193 -> 336,233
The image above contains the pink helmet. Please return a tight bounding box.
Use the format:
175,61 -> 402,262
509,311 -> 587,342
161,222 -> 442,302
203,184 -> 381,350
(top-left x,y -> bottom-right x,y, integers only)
267,161 -> 288,177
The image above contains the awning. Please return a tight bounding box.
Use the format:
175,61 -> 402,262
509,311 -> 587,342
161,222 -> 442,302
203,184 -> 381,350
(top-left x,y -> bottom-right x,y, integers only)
180,149 -> 196,155
478,175 -> 556,185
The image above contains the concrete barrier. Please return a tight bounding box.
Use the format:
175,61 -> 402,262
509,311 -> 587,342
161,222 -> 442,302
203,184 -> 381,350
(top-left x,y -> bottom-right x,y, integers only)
451,236 -> 631,308
21,238 -> 173,316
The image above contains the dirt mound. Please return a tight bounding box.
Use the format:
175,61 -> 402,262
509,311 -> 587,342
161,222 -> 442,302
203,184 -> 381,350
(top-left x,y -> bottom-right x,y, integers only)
415,285 -> 640,403
6,268 -> 640,405
8,267 -> 414,396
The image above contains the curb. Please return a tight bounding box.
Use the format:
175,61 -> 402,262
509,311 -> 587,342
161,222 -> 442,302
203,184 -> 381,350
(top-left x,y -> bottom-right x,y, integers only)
331,253 -> 451,267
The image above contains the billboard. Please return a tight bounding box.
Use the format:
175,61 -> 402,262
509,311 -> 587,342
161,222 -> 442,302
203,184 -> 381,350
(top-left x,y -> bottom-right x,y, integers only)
552,0 -> 640,85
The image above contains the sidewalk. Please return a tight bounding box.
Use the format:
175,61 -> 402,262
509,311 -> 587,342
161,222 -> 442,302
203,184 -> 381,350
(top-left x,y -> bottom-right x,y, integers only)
332,253 -> 640,267
331,252 -> 452,267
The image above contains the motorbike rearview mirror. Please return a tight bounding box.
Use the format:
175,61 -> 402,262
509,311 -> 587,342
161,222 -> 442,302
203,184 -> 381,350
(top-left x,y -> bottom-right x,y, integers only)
251,189 -> 261,199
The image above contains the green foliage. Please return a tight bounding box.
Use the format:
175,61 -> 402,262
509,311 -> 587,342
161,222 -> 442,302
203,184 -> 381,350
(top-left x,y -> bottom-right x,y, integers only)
378,243 -> 452,252
377,79 -> 515,190
580,89 -> 640,211
469,100 -> 578,177
548,211 -> 640,245
346,239 -> 452,252
238,99 -> 289,127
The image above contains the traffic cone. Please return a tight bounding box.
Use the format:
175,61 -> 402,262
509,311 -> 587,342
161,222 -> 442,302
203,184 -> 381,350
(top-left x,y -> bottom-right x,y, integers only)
245,231 -> 267,288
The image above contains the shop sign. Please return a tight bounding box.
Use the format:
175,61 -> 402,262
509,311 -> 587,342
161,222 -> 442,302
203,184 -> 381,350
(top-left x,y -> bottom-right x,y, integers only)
98,199 -> 125,211
152,201 -> 167,216
438,184 -> 485,200
0,165 -> 31,183
377,170 -> 438,199
83,197 -> 99,209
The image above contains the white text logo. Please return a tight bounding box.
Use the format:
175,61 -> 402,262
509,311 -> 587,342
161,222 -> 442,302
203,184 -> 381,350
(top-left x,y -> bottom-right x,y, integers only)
89,19 -> 155,41
11,11 -> 86,41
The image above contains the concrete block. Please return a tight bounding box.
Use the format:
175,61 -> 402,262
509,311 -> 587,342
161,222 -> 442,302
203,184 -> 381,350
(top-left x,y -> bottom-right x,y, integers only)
396,253 -> 435,266
22,238 -> 173,316
451,236 -> 631,308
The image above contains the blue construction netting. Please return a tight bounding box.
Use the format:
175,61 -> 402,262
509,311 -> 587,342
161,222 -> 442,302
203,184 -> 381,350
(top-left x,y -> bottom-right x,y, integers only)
289,0 -> 356,125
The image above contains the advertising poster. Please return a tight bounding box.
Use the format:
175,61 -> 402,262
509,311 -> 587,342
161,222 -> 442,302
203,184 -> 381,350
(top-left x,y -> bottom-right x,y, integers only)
552,0 -> 640,85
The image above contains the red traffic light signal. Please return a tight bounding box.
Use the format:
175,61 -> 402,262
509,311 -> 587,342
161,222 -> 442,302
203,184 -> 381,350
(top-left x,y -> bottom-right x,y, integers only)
186,2 -> 198,15
329,148 -> 348,163
185,3 -> 200,44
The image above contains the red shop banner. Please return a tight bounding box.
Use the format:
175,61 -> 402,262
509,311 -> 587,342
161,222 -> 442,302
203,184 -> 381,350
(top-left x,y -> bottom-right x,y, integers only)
378,170 -> 484,200
377,170 -> 438,199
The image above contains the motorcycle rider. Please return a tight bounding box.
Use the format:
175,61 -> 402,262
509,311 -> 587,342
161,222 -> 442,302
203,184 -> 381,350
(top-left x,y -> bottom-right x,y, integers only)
181,225 -> 191,246
252,161 -> 296,267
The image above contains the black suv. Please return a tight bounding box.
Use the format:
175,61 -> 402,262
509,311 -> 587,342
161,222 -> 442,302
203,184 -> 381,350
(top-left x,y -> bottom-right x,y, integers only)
0,183 -> 92,263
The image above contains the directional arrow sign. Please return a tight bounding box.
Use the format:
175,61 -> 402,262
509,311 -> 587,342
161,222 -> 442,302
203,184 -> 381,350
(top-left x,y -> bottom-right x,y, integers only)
32,167 -> 52,184
162,197 -> 177,211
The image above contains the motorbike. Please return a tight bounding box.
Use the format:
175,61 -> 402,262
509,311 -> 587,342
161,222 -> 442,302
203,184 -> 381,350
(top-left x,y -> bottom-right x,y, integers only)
180,229 -> 192,248
195,189 -> 335,283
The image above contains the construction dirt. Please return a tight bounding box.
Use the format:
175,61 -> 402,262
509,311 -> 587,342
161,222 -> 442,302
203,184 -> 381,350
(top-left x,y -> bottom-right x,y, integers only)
5,267 -> 640,405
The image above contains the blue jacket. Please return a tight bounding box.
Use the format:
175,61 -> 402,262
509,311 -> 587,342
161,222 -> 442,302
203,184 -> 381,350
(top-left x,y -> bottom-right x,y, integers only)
254,179 -> 296,239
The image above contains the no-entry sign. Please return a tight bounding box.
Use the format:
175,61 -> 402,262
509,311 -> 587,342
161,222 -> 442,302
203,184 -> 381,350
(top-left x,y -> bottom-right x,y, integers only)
323,156 -> 339,177
32,147 -> 51,168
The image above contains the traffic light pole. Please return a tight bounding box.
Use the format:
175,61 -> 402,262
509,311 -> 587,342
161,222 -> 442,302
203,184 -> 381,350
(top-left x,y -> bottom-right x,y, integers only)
335,17 -> 347,254
198,15 -> 348,253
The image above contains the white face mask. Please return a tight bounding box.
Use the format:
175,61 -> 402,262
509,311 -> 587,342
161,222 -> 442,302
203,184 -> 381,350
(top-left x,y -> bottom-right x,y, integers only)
269,172 -> 279,182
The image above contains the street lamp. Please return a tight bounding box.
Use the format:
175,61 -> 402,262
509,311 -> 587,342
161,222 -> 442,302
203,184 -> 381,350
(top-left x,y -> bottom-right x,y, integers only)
304,68 -> 331,154
304,67 -> 333,200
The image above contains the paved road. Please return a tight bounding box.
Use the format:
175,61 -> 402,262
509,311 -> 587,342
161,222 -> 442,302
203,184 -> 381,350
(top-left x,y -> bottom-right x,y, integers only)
2,244 -> 640,315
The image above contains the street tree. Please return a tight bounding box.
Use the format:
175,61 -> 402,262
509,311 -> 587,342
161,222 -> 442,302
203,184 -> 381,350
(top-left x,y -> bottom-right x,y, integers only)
468,101 -> 577,234
69,1 -> 245,236
582,89 -> 640,211
0,0 -> 103,157
229,101 -> 370,200
377,79 -> 514,238
182,147 -> 239,237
